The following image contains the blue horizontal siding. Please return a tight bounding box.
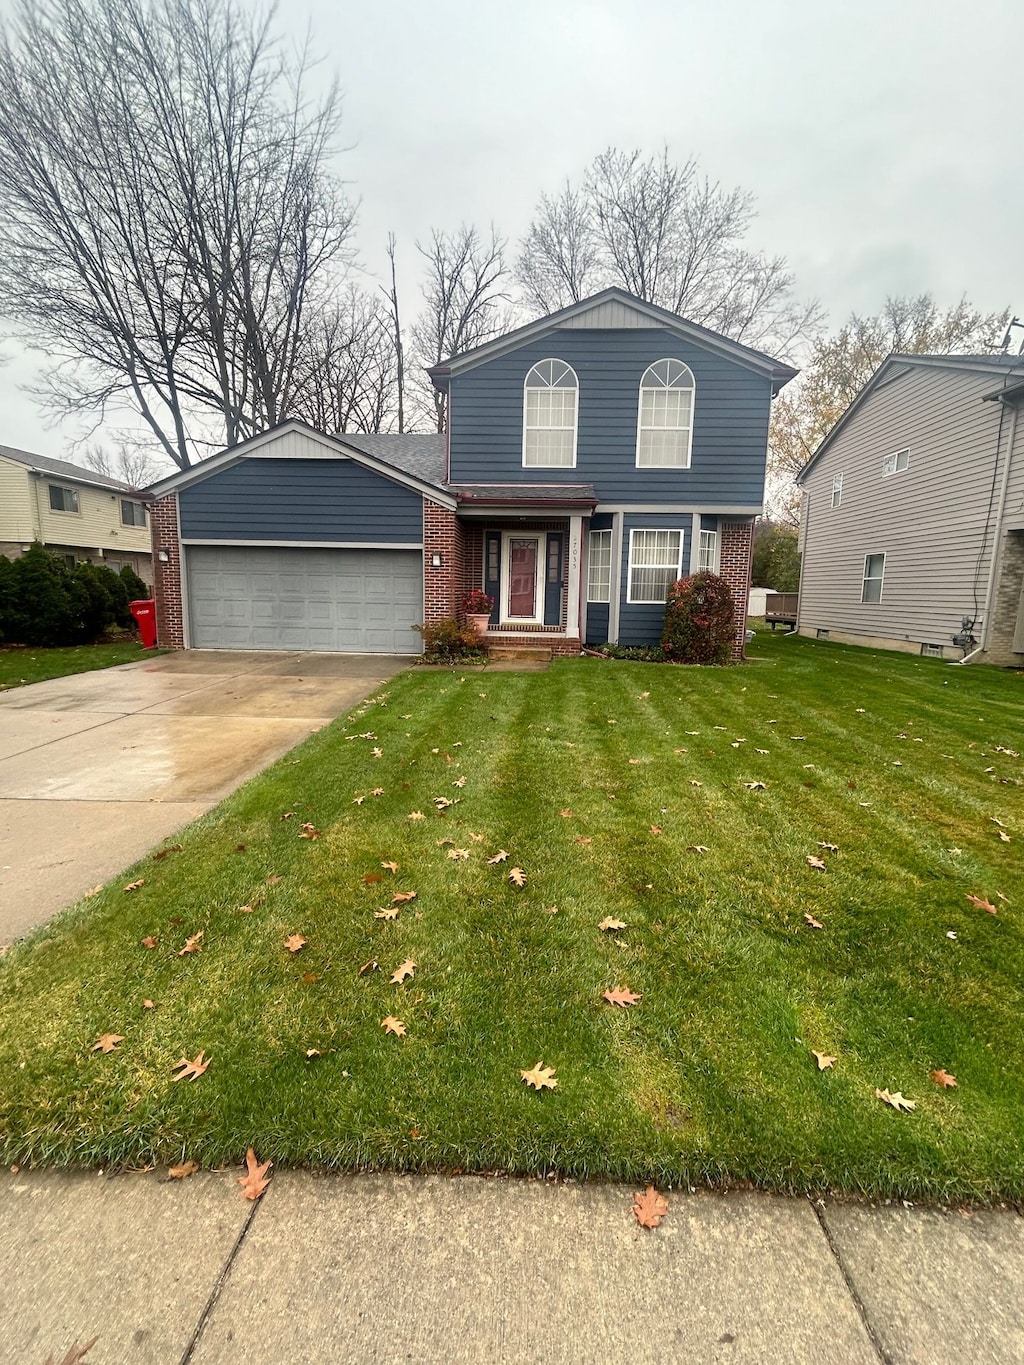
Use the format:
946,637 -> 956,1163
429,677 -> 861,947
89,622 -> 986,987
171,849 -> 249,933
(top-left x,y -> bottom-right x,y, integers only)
449,329 -> 771,505
617,512 -> 694,647
179,458 -> 423,543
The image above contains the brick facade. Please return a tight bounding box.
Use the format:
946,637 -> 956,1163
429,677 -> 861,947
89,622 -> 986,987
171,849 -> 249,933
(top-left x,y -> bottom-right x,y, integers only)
422,500 -> 465,624
151,493 -> 185,649
719,519 -> 755,662
985,529 -> 1024,666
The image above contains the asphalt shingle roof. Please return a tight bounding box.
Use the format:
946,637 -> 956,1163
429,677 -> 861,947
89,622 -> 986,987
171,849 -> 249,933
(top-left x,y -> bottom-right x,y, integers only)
338,433 -> 446,488
0,443 -> 136,492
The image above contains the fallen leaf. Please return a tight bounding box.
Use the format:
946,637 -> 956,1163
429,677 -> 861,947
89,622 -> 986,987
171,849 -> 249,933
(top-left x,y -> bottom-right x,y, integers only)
520,1062 -> 558,1091
352,796 -> 365,805
689,779 -> 703,787
281,811 -> 296,820
178,931 -> 204,956
152,844 -> 183,861
447,848 -> 470,861
574,835 -> 592,845
433,796 -> 453,810
237,1147 -> 272,1201
599,917 -> 626,932
628,758 -> 642,765
468,832 -> 486,843
172,1051 -> 211,1081
124,879 -> 145,893
687,845 -> 709,854
82,884 -> 104,898
559,809 -> 574,818
372,747 -> 383,758
632,1185 -> 669,1229
284,934 -> 307,953
804,913 -> 824,929
298,823 -> 320,840
371,788 -> 385,797
392,890 -> 417,905
755,748 -> 769,755
930,1069 -> 958,1089
142,999 -> 155,1009
358,959 -> 379,976
998,830 -> 1011,843
374,906 -> 400,921
267,874 -> 284,884
140,935 -> 159,949
407,811 -> 426,821
436,837 -> 456,847
300,971 -> 319,984
812,1051 -> 836,1070
818,842 -> 840,853
603,986 -> 641,1007
509,867 -> 527,887
381,1016 -> 407,1036
453,776 -> 467,788
743,781 -> 767,791
966,894 -> 998,915
168,1160 -> 200,1179
390,958 -> 416,984
876,1088 -> 916,1112
649,825 -> 663,835
806,856 -> 827,871
91,1033 -> 124,1054
381,860 -> 399,873
363,871 -> 383,885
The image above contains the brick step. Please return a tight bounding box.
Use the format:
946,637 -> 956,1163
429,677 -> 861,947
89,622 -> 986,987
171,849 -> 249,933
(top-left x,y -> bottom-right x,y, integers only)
486,645 -> 553,662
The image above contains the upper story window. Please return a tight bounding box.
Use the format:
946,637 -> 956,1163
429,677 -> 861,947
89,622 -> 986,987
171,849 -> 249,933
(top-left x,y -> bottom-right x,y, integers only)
121,499 -> 147,527
636,359 -> 695,468
831,473 -> 843,508
697,529 -> 719,573
587,529 -> 612,603
48,484 -> 80,513
882,448 -> 909,477
523,359 -> 578,467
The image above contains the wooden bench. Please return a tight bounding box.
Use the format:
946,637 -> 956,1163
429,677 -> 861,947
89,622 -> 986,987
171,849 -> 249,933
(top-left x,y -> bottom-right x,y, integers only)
765,592 -> 798,630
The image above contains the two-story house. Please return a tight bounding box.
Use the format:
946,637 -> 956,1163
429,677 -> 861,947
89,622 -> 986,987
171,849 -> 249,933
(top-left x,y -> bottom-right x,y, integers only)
0,444 -> 152,583
148,289 -> 795,655
796,354 -> 1024,665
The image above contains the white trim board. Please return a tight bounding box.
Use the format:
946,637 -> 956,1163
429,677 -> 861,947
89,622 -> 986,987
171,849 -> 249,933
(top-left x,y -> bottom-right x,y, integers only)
595,503 -> 761,515
181,539 -> 424,550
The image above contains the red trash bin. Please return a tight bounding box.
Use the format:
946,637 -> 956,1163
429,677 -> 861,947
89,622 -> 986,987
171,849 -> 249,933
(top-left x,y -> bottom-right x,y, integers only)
130,599 -> 158,649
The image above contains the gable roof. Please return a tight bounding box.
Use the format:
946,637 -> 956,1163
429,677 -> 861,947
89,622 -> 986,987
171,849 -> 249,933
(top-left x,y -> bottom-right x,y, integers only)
0,443 -> 139,494
796,353 -> 1024,485
427,287 -> 798,392
146,421 -> 453,507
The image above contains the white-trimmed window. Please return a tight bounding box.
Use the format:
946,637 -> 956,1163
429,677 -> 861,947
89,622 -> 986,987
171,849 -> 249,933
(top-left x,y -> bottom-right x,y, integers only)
587,529 -> 612,603
697,529 -> 719,573
831,473 -> 843,508
862,553 -> 885,603
523,359 -> 578,467
882,448 -> 909,477
48,484 -> 79,513
636,359 -> 695,468
627,529 -> 684,604
121,499 -> 147,527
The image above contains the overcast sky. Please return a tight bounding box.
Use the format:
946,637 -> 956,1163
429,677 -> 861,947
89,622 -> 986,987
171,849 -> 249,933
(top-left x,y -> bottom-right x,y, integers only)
2,0 -> 1022,462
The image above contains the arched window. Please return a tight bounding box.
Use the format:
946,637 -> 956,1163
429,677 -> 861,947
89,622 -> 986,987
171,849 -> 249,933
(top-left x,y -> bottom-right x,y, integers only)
636,359 -> 695,468
523,359 -> 578,468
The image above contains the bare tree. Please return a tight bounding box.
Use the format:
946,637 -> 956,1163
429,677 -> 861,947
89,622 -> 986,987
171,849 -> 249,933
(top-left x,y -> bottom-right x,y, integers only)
293,286 -> 398,434
516,148 -> 821,356
383,233 -> 406,433
0,0 -> 355,470
412,225 -> 512,432
81,441 -> 168,488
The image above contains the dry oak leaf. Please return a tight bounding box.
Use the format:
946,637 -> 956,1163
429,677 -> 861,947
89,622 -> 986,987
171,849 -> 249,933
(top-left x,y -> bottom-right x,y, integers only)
806,856 -> 827,871
649,825 -> 663,835
632,1185 -> 669,1230
488,849 -> 510,864
168,1161 -> 200,1179
687,845 -> 709,854
381,1015 -> 407,1037
372,788 -> 385,797
363,871 -> 383,885
812,1051 -> 837,1070
238,1148 -> 272,1201
966,894 -> 998,915
392,890 -> 418,905
433,796 -> 453,810
599,917 -> 627,932
298,823 -> 320,840
804,913 -> 824,929
453,776 -> 467,788
284,934 -> 307,952
83,884 -> 104,898
509,867 -> 527,887
520,1062 -> 558,1091
436,837 -> 456,847
818,842 -> 840,853
172,1052 -> 211,1081
447,848 -> 470,861
560,809 -> 574,818
124,878 -> 145,893
390,958 -> 416,984
281,811 -> 296,820
140,935 -> 159,949
931,1069 -> 958,1089
407,811 -> 426,821
381,860 -> 399,873
178,932 -> 204,956
91,1033 -> 124,1054
998,830 -> 1011,843
876,1088 -> 916,1112
603,986 -> 641,1008
352,796 -> 365,805
142,999 -> 155,1010
575,835 -> 593,845
374,906 -> 400,921
743,781 -> 767,791
358,959 -> 379,976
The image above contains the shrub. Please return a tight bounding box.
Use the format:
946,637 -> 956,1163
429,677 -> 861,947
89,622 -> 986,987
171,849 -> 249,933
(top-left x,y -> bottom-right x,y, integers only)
119,564 -> 150,602
73,562 -> 131,638
592,643 -> 665,662
0,554 -> 15,643
4,545 -> 88,646
661,572 -> 736,665
413,617 -> 487,663
461,589 -> 494,615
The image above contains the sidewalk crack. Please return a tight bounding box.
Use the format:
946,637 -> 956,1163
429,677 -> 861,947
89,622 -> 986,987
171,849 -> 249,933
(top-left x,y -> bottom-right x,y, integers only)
178,1192 -> 262,1364
810,1198 -> 891,1365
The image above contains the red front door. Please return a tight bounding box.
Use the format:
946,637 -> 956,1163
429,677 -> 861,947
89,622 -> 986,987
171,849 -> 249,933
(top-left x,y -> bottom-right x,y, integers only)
508,538 -> 539,618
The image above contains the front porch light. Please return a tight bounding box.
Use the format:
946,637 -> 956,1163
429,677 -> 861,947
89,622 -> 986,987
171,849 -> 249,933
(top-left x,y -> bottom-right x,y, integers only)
431,552 -> 442,568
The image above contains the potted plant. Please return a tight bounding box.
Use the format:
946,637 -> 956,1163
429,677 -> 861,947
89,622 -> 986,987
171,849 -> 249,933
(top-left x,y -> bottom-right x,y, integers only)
461,589 -> 494,638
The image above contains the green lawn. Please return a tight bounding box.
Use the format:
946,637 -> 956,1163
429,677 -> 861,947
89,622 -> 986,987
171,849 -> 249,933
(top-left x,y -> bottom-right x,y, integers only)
1,633 -> 1022,1199
0,641 -> 153,689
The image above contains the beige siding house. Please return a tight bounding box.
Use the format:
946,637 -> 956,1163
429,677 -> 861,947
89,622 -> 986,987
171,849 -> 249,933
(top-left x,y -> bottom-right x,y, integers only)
0,444 -> 152,584
796,355 -> 1024,665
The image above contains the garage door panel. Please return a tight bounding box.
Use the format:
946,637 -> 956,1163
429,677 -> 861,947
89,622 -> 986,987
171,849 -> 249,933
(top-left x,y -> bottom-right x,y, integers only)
186,546 -> 423,653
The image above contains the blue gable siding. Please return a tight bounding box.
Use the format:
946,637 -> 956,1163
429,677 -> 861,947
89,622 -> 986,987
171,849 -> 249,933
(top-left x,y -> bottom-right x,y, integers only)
617,512 -> 694,647
448,329 -> 771,505
178,458 -> 424,544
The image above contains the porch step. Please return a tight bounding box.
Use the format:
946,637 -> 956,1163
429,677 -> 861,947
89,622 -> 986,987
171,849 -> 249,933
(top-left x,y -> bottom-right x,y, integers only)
486,645 -> 553,662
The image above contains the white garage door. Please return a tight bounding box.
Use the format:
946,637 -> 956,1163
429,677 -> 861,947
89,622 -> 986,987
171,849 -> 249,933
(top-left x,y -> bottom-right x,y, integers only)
186,546 -> 423,653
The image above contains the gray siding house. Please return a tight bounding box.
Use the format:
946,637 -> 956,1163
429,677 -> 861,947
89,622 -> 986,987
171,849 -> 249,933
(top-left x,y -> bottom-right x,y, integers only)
796,354 -> 1024,664
148,288 -> 795,656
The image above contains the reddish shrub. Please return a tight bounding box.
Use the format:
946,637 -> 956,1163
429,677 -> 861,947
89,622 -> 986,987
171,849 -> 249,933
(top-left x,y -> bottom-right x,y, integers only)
660,572 -> 736,665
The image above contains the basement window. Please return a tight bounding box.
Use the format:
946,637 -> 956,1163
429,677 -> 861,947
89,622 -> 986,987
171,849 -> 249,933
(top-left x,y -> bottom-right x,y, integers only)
816,628 -> 830,640
920,643 -> 943,659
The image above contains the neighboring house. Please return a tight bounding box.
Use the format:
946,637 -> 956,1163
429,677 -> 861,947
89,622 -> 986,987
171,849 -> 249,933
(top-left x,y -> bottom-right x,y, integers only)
148,288 -> 795,656
0,444 -> 153,583
796,354 -> 1024,665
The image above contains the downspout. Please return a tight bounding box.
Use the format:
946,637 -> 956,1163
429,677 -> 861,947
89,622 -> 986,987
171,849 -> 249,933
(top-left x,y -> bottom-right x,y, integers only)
789,488 -> 808,637
953,397 -> 1019,664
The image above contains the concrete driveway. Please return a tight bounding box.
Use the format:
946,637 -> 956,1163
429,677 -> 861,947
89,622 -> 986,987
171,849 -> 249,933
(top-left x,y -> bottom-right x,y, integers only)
0,650 -> 411,943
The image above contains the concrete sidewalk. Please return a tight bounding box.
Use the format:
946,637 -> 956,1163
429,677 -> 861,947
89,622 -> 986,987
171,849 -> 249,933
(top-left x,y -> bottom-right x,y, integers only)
2,1170 -> 1022,1365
